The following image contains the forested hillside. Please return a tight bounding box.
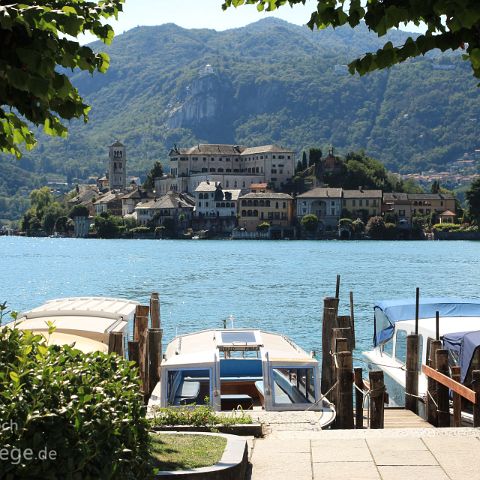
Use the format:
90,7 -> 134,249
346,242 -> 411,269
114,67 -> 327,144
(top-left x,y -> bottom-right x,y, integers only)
2,18 -> 479,220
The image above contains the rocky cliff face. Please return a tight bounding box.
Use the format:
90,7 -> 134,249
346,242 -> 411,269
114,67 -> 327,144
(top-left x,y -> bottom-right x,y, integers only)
166,71 -> 234,133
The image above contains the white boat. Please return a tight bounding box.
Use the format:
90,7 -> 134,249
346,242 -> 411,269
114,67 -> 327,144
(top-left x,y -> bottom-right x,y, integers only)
150,328 -> 336,425
8,297 -> 138,354
363,298 -> 480,407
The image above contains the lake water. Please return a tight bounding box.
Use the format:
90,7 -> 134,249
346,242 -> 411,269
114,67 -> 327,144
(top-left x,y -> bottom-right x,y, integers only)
1,237 -> 479,359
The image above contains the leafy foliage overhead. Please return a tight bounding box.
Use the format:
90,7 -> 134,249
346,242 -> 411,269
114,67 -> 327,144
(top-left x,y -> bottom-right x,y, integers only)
223,0 -> 480,81
0,0 -> 124,158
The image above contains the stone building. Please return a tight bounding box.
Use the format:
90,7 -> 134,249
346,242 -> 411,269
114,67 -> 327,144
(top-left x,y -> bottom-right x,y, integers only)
296,188 -> 343,232
108,140 -> 127,191
155,143 -> 295,195
342,189 -> 383,220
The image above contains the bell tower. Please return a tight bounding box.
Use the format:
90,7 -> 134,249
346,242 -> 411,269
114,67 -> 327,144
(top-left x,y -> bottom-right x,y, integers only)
108,140 -> 126,190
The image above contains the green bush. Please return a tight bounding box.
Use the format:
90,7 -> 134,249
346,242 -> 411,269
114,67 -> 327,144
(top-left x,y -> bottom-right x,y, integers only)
150,404 -> 252,428
432,223 -> 462,232
129,226 -> 152,234
0,326 -> 151,479
365,216 -> 386,239
256,221 -> 270,232
301,214 -> 319,233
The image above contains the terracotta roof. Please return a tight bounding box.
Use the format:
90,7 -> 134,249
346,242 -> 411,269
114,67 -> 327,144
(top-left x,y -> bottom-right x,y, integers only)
440,210 -> 456,216
239,192 -> 293,200
195,181 -> 221,192
93,191 -> 121,204
297,188 -> 342,199
343,189 -> 382,198
135,192 -> 194,210
383,192 -> 408,202
250,183 -> 268,189
170,144 -> 244,156
240,145 -> 294,155
169,143 -> 294,156
120,188 -> 154,200
407,193 -> 455,200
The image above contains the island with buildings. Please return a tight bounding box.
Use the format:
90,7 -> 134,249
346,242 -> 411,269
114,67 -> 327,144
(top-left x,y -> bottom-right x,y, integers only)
35,139 -> 465,241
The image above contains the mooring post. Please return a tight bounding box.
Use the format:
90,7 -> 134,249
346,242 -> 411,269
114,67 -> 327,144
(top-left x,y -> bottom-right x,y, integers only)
435,310 -> 440,341
369,370 -> 385,429
321,297 -> 340,400
147,328 -> 162,400
335,275 -> 341,299
436,349 -> 450,428
108,331 -> 124,356
426,339 -> 441,426
354,367 -> 364,429
415,287 -> 420,335
349,291 -> 356,350
334,350 -> 354,429
150,292 -> 160,329
336,316 -> 354,351
451,365 -> 462,427
128,340 -> 140,366
472,370 -> 480,428
405,334 -> 419,414
134,306 -> 150,397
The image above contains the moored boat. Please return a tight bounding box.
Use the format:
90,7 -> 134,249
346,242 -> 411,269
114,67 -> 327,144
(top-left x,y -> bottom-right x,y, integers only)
150,327 -> 336,426
8,297 -> 138,353
363,297 -> 480,408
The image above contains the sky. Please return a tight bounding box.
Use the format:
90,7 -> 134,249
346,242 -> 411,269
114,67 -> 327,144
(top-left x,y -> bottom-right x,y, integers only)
83,0 -> 421,43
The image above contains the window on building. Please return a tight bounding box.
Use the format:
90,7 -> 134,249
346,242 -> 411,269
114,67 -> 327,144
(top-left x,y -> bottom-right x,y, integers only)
253,200 -> 258,206
283,202 -> 286,208
210,168 -> 216,172
359,199 -> 363,207
366,199 -> 370,206
266,200 -> 271,207
275,202 -> 279,209
206,202 -> 209,207
281,212 -> 287,220
271,169 -> 277,174
242,210 -> 246,216
268,212 -> 273,219
331,208 -> 335,216
399,210 -> 405,217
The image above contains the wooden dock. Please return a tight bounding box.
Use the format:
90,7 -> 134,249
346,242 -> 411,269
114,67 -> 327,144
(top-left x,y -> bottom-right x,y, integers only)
362,408 -> 434,429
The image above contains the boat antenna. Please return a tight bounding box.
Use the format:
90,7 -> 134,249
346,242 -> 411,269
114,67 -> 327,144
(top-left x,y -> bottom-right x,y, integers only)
229,314 -> 235,329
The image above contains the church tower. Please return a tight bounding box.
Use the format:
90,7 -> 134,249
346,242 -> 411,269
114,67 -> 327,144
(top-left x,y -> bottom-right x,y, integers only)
108,140 -> 126,190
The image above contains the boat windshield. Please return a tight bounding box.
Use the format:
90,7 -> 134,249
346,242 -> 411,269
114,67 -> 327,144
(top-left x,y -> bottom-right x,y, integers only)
271,367 -> 316,404
166,369 -> 210,406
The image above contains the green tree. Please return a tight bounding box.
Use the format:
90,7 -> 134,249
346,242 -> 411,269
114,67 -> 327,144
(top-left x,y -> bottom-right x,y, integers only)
223,0 -> 480,81
295,160 -> 303,173
301,151 -> 308,170
431,180 -> 440,194
366,216 -> 386,239
301,213 -> 319,233
143,161 -> 164,190
42,202 -> 66,234
309,148 -> 322,167
94,212 -> 121,238
69,204 -> 89,218
466,177 -> 480,223
0,1 -> 124,158
29,186 -> 54,220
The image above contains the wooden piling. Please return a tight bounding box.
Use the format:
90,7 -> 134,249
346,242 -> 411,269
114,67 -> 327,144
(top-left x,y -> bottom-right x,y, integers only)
108,331 -> 124,356
354,367 -> 364,429
148,328 -> 162,400
405,334 -> 419,414
426,339 -> 441,426
435,310 -> 440,341
436,349 -> 450,428
369,370 -> 385,429
415,287 -> 420,335
451,365 -> 462,427
349,291 -> 356,349
128,340 -> 140,366
472,370 -> 480,428
336,317 -> 354,351
335,275 -> 341,299
135,312 -> 149,395
134,305 -> 150,340
150,292 -> 160,329
321,297 -> 339,400
334,350 -> 354,429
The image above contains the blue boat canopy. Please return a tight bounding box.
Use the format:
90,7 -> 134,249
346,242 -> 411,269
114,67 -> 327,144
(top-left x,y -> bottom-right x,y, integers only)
443,330 -> 480,383
374,298 -> 480,347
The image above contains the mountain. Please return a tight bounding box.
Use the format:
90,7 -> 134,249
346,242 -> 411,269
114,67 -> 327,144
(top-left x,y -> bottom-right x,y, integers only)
2,18 -> 479,220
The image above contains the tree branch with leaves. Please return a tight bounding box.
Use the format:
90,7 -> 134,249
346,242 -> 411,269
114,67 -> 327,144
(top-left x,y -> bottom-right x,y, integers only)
0,0 -> 124,158
223,0 -> 480,81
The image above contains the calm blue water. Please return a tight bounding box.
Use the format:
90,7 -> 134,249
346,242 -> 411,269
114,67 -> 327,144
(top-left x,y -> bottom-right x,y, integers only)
1,237 -> 479,358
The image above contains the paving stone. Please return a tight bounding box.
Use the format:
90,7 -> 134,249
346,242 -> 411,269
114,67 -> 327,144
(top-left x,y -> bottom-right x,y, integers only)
252,438 -> 311,454
311,439 -> 372,463
377,465 -> 450,480
423,435 -> 480,453
313,461 -> 381,480
367,437 -> 428,451
368,448 -> 438,466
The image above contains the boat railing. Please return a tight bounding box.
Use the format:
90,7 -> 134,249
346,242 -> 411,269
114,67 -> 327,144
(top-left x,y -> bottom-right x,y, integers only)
422,358 -> 480,427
